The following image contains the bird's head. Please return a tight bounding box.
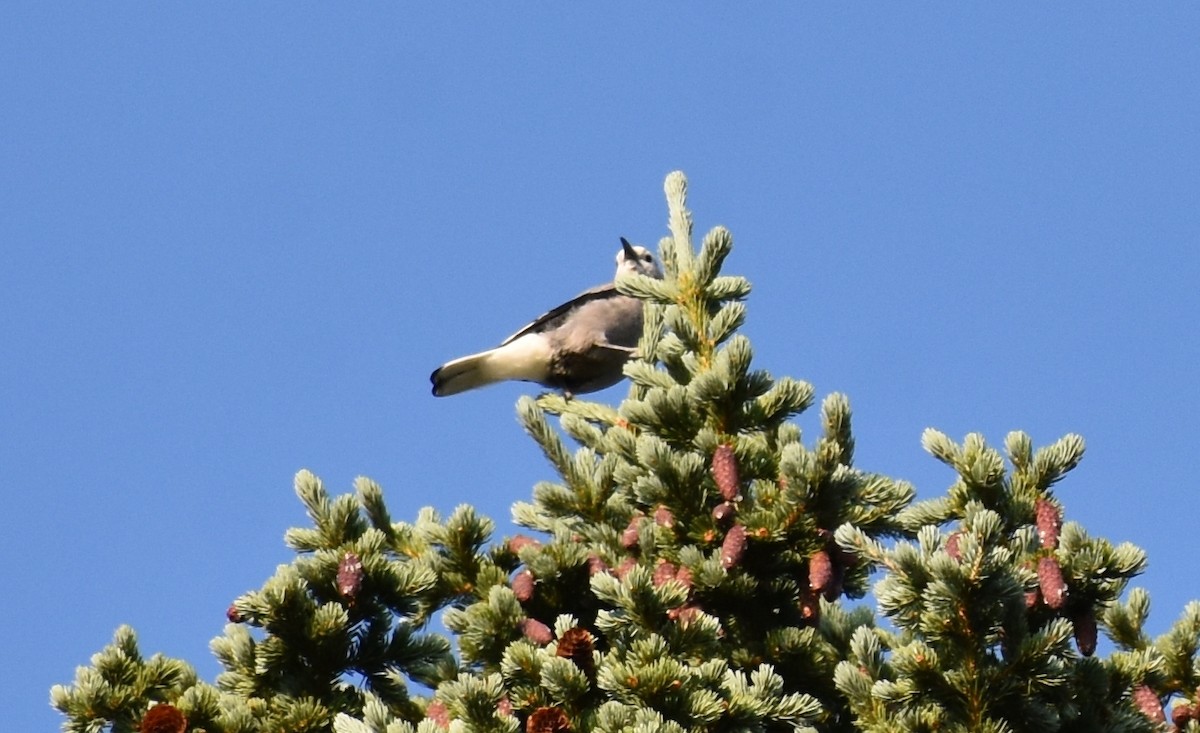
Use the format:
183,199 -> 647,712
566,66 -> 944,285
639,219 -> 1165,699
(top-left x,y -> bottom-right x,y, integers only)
616,237 -> 663,279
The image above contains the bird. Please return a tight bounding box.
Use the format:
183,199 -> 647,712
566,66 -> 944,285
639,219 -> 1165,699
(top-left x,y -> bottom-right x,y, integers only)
430,238 -> 663,397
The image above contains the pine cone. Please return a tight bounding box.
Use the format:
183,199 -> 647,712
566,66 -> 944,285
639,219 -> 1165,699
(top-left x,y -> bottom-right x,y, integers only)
1073,609 -> 1097,657
808,550 -> 834,593
508,535 -> 541,554
614,557 -> 637,579
1037,556 -> 1068,610
712,501 -> 737,528
652,560 -> 678,587
425,700 -> 451,729
556,628 -> 595,677
226,603 -> 242,623
945,531 -> 963,562
1036,498 -> 1062,549
1132,684 -> 1165,723
512,570 -> 535,602
798,587 -> 821,625
621,516 -> 641,549
528,706 -> 572,733
1171,702 -> 1193,728
712,444 -> 741,501
337,552 -> 364,601
720,524 -> 748,569
521,618 -> 553,645
586,553 -> 609,576
668,603 -> 702,623
674,565 -> 694,592
654,505 -> 675,528
140,704 -> 186,733
497,696 -> 513,718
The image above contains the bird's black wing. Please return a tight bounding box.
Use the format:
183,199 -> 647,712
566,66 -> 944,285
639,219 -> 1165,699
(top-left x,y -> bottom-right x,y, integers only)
498,283 -> 617,346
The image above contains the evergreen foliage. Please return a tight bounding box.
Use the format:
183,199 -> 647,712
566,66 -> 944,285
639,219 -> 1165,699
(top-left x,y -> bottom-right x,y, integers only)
53,172 -> 1200,732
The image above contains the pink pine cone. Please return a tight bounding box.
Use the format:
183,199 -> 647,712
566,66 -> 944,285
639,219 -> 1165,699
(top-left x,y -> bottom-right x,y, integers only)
668,602 -> 702,623
1036,498 -> 1062,549
496,696 -> 513,717
654,505 -> 675,528
808,550 -> 834,593
586,554 -> 609,576
512,570 -> 535,601
337,552 -> 364,600
945,531 -> 962,561
425,700 -> 451,729
1037,556 -> 1068,610
674,565 -> 694,591
614,557 -> 637,579
712,444 -> 741,501
652,561 -> 678,587
621,516 -> 641,549
521,618 -> 553,645
1132,684 -> 1165,723
508,534 -> 541,554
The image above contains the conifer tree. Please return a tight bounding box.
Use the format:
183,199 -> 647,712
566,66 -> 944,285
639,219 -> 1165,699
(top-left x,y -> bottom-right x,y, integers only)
53,172 -> 1200,733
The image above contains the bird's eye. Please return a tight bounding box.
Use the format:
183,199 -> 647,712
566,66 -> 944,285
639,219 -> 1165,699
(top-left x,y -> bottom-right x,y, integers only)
642,254 -> 653,262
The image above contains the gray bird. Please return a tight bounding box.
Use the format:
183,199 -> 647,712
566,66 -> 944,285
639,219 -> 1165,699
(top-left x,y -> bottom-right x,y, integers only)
431,238 -> 663,397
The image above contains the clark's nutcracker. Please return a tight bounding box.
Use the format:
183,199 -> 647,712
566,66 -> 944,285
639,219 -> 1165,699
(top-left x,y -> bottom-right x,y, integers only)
431,238 -> 662,397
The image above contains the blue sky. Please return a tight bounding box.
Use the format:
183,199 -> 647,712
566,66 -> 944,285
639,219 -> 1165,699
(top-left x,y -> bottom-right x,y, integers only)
3,5 -> 1198,729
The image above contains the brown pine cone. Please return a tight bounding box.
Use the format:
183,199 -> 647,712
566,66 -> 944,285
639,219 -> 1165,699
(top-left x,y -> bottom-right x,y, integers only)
799,587 -> 821,625
556,628 -> 595,677
1171,702 -> 1193,728
712,501 -> 737,528
140,704 -> 186,733
720,524 -> 747,569
1073,609 -> 1097,657
528,707 -> 572,732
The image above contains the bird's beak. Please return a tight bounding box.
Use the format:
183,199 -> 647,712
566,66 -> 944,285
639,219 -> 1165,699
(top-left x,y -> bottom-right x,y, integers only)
620,237 -> 637,261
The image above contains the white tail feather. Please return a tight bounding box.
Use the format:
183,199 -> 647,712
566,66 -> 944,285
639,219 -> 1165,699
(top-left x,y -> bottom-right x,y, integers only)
431,335 -> 552,396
